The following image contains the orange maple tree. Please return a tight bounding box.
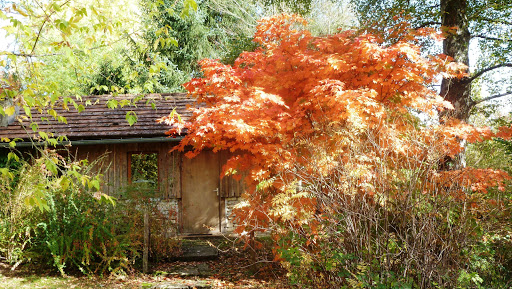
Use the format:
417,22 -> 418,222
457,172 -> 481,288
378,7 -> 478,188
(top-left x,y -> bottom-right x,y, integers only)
160,14 -> 511,236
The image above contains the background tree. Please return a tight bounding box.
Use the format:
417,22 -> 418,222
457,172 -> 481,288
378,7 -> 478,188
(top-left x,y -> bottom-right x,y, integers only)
2,0 -> 356,100
105,0 -> 356,94
110,0 -> 259,94
351,0 -> 512,122
0,0 -> 144,137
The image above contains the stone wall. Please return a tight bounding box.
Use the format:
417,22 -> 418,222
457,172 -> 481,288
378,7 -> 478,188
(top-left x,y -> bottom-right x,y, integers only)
223,197 -> 241,232
156,198 -> 180,237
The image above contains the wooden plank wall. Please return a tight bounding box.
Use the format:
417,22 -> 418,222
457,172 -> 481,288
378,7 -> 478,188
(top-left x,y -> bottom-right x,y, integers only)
219,150 -> 245,198
74,142 -> 181,198
73,143 -> 243,200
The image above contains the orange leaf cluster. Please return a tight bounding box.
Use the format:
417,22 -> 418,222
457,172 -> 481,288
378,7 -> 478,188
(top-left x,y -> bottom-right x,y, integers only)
160,14 -> 512,233
433,168 -> 511,196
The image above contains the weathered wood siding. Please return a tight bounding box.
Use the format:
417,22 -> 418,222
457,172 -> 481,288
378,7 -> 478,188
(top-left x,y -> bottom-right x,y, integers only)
73,144 -> 245,234
74,142 -> 180,198
219,150 -> 245,198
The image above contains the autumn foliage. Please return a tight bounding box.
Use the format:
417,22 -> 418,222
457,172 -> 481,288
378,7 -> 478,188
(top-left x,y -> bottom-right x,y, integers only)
160,14 -> 512,287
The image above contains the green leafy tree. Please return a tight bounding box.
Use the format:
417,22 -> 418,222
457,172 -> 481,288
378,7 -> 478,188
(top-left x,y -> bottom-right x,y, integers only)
83,0 -> 260,94
0,0 -> 200,142
0,0 -> 144,142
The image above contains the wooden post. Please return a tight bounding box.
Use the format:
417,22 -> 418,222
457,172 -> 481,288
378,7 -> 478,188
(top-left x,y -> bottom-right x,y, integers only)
250,230 -> 257,272
143,207 -> 149,273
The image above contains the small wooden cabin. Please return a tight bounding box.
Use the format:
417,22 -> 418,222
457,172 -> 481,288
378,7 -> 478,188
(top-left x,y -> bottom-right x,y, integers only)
0,93 -> 244,235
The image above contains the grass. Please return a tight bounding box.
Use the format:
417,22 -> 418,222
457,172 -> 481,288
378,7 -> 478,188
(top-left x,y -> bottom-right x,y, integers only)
0,262 -> 144,289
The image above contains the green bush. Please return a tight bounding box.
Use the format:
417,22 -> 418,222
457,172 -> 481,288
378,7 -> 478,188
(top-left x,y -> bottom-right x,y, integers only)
0,151 -> 46,268
0,149 -> 145,276
36,185 -> 138,276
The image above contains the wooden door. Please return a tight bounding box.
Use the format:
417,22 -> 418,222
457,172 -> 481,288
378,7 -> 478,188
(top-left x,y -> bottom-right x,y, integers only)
181,151 -> 220,234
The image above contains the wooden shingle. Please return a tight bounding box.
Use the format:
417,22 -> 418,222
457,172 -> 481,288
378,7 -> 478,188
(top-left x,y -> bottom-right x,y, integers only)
2,93 -> 195,140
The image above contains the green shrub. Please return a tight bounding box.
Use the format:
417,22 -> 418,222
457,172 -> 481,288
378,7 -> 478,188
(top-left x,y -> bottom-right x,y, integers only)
0,150 -> 46,268
0,149 -> 140,275
36,185 -> 138,276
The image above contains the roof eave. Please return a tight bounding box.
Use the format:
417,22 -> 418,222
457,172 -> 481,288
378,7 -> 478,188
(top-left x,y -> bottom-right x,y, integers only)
0,136 -> 184,148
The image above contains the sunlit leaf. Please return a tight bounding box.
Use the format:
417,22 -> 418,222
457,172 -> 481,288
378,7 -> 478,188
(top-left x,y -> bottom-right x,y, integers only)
126,111 -> 137,126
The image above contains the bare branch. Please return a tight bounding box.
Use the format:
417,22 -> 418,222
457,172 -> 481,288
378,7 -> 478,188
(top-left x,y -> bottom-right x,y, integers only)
414,22 -> 442,29
472,34 -> 512,42
472,16 -> 512,26
3,31 -> 139,58
1,52 -> 61,57
30,19 -> 48,55
474,91 -> 512,105
29,0 -> 73,55
469,63 -> 512,82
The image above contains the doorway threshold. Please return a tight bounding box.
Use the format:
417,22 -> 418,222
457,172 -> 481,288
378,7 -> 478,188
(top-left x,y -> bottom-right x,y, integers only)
178,233 -> 221,239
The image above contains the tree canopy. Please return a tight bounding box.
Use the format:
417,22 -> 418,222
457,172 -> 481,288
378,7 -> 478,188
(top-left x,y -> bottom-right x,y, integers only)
164,13 -> 510,222
159,14 -> 512,286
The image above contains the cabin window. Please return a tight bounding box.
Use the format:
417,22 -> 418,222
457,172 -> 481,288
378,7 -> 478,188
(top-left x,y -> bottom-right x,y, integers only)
129,152 -> 159,192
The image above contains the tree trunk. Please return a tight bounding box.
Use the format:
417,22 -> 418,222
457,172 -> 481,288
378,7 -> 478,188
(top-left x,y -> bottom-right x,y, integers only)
439,0 -> 474,170
440,0 -> 474,122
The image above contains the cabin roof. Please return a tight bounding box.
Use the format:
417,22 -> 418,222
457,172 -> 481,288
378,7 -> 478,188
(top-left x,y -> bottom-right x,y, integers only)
1,93 -> 194,141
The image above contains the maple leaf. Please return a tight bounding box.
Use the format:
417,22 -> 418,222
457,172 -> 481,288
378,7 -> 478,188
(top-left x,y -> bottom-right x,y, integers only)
161,14 -> 511,258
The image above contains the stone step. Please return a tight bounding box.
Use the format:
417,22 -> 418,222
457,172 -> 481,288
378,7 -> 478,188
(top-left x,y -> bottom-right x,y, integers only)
175,244 -> 219,261
150,280 -> 212,289
158,263 -> 211,277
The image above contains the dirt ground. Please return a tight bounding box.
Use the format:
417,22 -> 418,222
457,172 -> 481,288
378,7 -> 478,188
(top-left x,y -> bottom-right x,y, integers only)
0,238 -> 290,289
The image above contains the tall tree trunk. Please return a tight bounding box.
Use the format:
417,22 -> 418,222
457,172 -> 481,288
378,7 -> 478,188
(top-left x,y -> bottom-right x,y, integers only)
440,0 -> 474,122
439,0 -> 473,169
